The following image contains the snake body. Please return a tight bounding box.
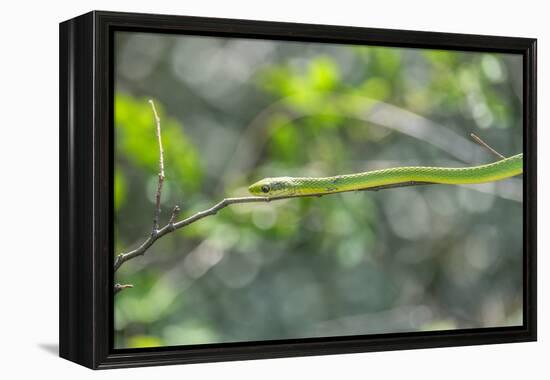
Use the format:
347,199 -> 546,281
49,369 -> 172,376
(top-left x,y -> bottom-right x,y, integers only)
248,153 -> 523,197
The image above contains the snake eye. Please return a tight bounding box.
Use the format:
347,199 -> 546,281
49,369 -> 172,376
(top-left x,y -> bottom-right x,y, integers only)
261,185 -> 270,193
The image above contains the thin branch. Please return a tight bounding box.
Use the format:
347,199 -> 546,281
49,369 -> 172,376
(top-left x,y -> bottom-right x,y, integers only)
150,99 -> 165,235
169,205 -> 181,230
113,181 -> 433,272
470,133 -> 506,159
114,283 -> 134,294
115,99 -> 164,295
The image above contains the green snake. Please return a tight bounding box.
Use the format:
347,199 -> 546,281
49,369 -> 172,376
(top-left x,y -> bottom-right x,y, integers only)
248,153 -> 523,197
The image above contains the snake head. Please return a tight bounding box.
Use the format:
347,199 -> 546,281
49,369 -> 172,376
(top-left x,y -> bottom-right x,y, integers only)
248,177 -> 295,197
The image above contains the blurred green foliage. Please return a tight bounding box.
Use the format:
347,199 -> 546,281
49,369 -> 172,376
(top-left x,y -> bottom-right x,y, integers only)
114,32 -> 523,349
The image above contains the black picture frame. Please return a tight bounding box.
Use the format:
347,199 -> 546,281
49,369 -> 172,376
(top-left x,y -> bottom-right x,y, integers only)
59,10 -> 537,369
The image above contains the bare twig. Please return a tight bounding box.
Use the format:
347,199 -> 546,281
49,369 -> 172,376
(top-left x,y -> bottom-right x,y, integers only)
114,283 -> 134,294
115,99 -> 164,294
169,205 -> 181,230
470,133 -> 506,159
150,99 -> 165,235
113,181 -> 433,272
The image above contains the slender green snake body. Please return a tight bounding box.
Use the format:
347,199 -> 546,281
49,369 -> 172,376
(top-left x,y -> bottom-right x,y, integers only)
248,153 -> 523,197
